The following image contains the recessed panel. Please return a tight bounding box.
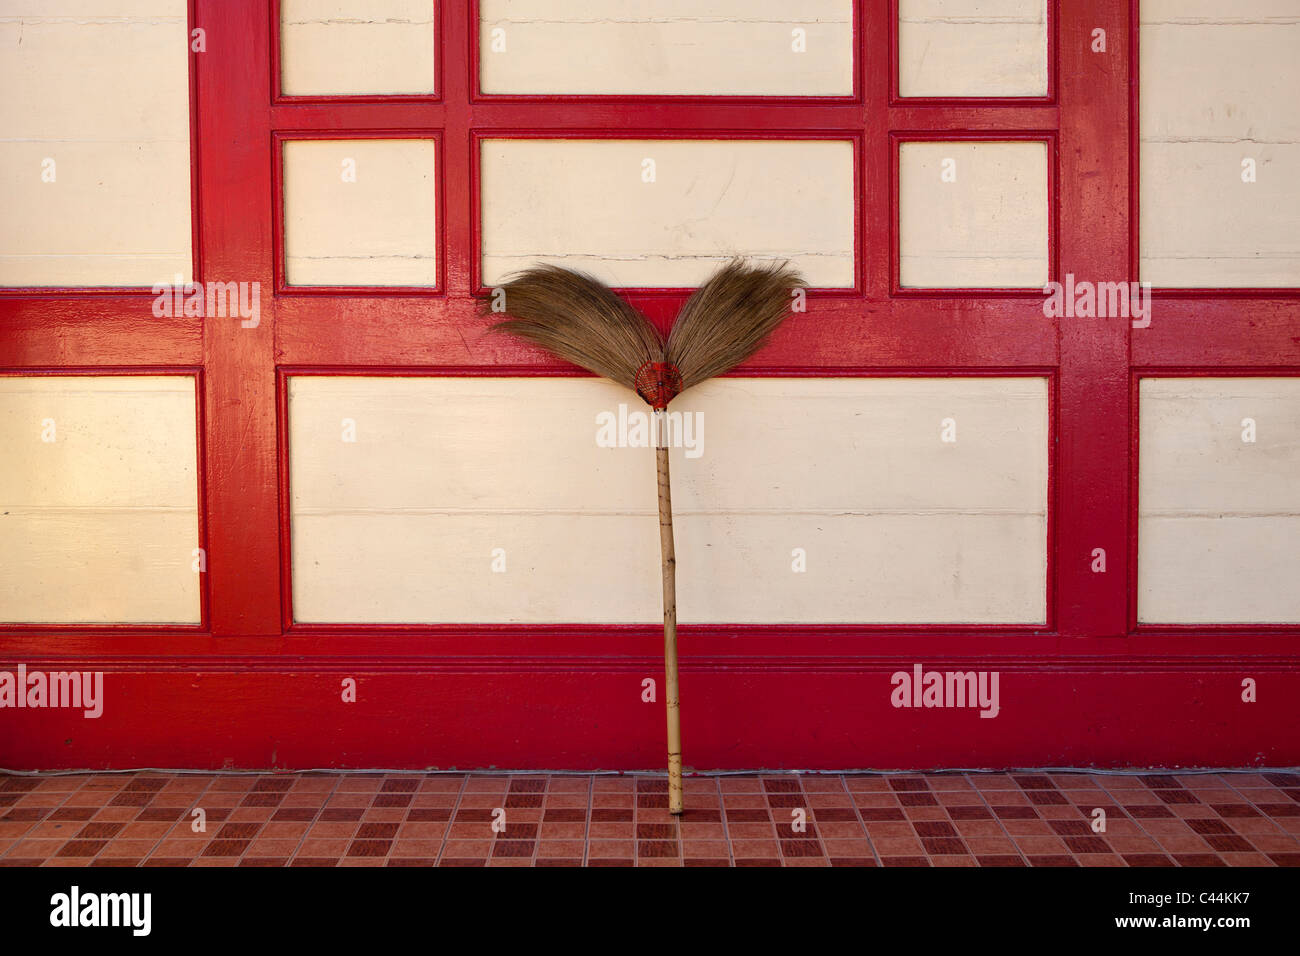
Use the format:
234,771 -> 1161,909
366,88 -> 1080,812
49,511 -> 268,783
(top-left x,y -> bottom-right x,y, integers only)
0,376 -> 201,624
289,377 -> 1048,625
480,138 -> 855,288
899,141 -> 1049,288
1139,1 -> 1300,287
0,1 -> 192,286
281,0 -> 437,96
899,0 -> 1048,97
283,138 -> 438,287
479,0 -> 853,96
1139,377 -> 1300,623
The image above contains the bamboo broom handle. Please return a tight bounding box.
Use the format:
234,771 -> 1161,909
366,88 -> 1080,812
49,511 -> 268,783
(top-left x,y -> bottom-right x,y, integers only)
655,434 -> 683,815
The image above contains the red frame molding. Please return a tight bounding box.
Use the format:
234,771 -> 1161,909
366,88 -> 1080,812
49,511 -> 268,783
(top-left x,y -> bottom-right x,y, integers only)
1,0 -> 1297,771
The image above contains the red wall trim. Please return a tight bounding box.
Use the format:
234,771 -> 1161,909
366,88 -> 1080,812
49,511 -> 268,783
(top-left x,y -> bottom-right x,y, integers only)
4,666 -> 1295,772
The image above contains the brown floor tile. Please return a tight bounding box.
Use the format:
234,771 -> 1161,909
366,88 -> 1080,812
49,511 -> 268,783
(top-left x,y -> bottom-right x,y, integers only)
1,771 -> 1289,868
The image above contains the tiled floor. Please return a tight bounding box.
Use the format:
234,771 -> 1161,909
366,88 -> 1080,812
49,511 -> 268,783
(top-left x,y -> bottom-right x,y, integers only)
1,771 -> 1298,867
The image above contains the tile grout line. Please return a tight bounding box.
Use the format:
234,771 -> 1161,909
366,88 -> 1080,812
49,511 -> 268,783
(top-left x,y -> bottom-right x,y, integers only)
172,778 -> 207,867
529,777 -> 542,868
488,780 -> 506,866
138,775 -> 214,866
718,776 -> 736,868
49,777 -> 108,867
1039,775 -> 1107,867
675,779 -> 684,867
230,779 -> 267,868
581,773 -> 593,868
81,775 -> 133,866
633,776 -> 640,868
842,774 -> 884,868
0,787 -> 27,859
286,773 -> 341,866
851,778 -> 897,866
378,778 -> 398,867
922,776 -> 976,865
11,780 -> 78,863
905,777 -> 942,866
763,776 -> 781,867
1094,775 -> 1189,867
965,773 -> 1032,867
1055,775 -> 1123,864
882,784 -> 910,866
1105,774 -> 1213,866
0,781 -> 59,860
432,774 -> 468,868
194,778 -> 247,868
795,771 -> 828,867
1218,773 -> 1290,864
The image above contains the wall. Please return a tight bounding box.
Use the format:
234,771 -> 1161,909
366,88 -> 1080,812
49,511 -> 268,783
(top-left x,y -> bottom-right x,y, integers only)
1,0 -> 1297,771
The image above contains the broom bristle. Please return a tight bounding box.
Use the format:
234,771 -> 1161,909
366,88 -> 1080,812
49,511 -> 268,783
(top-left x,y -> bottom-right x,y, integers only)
482,265 -> 663,390
665,259 -> 806,391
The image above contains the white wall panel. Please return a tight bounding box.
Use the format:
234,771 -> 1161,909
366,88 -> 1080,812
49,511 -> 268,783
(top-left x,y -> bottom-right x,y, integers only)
480,138 -> 855,288
1140,1 -> 1300,287
1139,377 -> 1300,623
899,0 -> 1048,97
0,376 -> 200,623
281,0 -> 437,96
478,0 -> 853,96
289,376 -> 1048,624
0,1 -> 192,286
283,138 -> 438,287
899,141 -> 1049,288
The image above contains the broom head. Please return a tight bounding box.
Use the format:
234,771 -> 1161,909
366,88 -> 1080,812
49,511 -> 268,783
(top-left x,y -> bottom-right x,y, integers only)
485,260 -> 806,404
482,264 -> 663,391
665,259 -> 806,391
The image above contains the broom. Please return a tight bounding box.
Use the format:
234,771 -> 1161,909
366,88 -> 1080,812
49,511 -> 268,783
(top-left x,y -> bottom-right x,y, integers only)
483,259 -> 805,814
